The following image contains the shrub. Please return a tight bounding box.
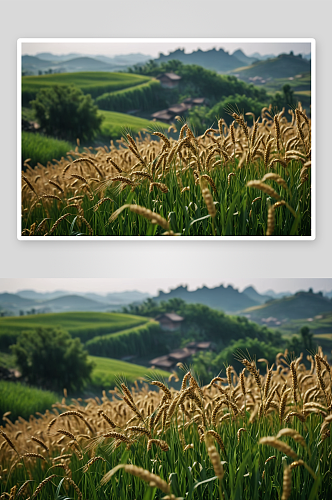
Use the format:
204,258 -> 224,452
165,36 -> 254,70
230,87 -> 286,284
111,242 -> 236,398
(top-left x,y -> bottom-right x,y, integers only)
31,85 -> 103,142
11,327 -> 94,392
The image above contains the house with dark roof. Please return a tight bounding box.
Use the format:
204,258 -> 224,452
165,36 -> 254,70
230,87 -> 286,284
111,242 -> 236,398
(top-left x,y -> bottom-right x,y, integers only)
157,72 -> 182,89
151,97 -> 209,123
149,341 -> 215,370
155,312 -> 184,331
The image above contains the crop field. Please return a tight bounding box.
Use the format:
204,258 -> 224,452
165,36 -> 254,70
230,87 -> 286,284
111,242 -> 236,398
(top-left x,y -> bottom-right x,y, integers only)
0,349 -> 331,499
89,356 -> 170,389
0,357 -> 170,422
22,111 -> 167,167
98,110 -> 167,140
22,132 -> 75,168
0,312 -> 150,349
22,72 -> 152,103
0,381 -> 58,422
21,103 -> 311,237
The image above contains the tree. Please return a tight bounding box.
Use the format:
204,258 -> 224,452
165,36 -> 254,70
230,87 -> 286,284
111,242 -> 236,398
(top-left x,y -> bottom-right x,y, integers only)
31,85 -> 103,142
287,326 -> 315,357
11,328 -> 94,393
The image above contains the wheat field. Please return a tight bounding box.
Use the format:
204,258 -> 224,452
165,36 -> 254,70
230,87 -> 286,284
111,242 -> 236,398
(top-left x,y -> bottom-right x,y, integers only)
21,104 -> 311,237
0,348 -> 330,499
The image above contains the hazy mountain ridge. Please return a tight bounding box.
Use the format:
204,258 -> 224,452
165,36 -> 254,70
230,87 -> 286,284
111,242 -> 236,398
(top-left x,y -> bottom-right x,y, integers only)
0,290 -> 151,315
154,284 -> 264,313
22,53 -> 152,75
22,49 -> 311,78
241,291 -> 332,326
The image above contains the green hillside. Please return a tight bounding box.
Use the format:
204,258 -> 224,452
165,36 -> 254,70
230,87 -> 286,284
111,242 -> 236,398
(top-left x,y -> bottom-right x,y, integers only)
98,109 -> 167,139
0,312 -> 150,349
22,72 -> 152,104
277,312 -> 332,336
231,54 -> 310,80
89,355 -> 170,389
243,292 -> 332,322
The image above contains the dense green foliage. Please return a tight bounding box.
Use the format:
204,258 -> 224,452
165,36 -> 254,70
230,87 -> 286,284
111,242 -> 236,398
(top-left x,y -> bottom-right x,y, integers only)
0,380 -> 58,423
89,355 -> 170,389
192,337 -> 281,383
86,321 -> 161,358
11,328 -> 94,392
129,59 -> 268,105
0,312 -> 149,350
22,131 -> 74,168
188,94 -> 267,134
286,326 -> 316,357
123,299 -> 283,351
22,72 -> 152,105
31,85 -> 103,142
96,80 -> 162,112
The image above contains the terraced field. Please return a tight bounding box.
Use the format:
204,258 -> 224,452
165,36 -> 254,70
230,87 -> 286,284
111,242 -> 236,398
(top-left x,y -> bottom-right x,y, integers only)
22,72 -> 153,102
0,311 -> 151,349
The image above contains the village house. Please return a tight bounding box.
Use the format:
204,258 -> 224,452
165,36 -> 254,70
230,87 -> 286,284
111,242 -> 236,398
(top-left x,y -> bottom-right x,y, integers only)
151,97 -> 209,123
154,312 -> 184,331
156,72 -> 182,89
149,341 -> 215,370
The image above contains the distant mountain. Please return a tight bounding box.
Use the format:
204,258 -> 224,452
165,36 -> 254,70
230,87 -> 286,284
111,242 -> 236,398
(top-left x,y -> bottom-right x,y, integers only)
17,290 -> 68,301
22,55 -> 51,70
94,53 -> 151,66
242,286 -> 272,304
153,284 -> 259,313
0,293 -> 35,309
241,291 -> 332,325
0,290 -> 151,316
263,290 -> 292,300
34,52 -> 81,62
40,294 -> 109,312
324,290 -> 332,299
22,53 -> 152,75
52,56 -> 116,72
249,52 -> 276,61
106,291 -> 151,304
154,47 -> 244,73
232,50 -> 258,66
230,53 -> 311,80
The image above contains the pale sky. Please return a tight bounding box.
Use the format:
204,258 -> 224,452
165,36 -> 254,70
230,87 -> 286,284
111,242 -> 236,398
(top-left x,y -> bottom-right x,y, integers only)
21,40 -> 312,59
0,278 -> 330,296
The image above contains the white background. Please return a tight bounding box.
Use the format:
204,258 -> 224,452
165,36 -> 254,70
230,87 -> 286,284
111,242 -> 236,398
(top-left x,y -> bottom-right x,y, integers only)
1,0 -> 331,283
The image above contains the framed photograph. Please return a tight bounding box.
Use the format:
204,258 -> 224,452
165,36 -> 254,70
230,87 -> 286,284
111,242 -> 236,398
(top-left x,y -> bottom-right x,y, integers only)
18,38 -> 315,239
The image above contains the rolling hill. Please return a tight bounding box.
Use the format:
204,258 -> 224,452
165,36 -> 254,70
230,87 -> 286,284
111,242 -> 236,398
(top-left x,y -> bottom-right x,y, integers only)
153,284 -> 260,313
22,53 -> 152,75
230,53 -> 310,81
154,47 -> 244,73
0,311 -> 151,349
1,290 -> 151,315
241,291 -> 332,325
22,71 -> 153,103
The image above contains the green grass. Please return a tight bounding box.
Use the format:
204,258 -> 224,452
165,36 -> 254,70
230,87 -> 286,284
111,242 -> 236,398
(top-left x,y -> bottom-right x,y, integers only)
0,351 -> 16,369
98,109 -> 167,140
22,72 -> 152,104
86,321 -> 161,359
1,363 -> 331,499
0,312 -> 150,350
21,158 -> 311,237
89,355 -> 170,389
22,131 -> 74,168
0,380 -> 58,422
